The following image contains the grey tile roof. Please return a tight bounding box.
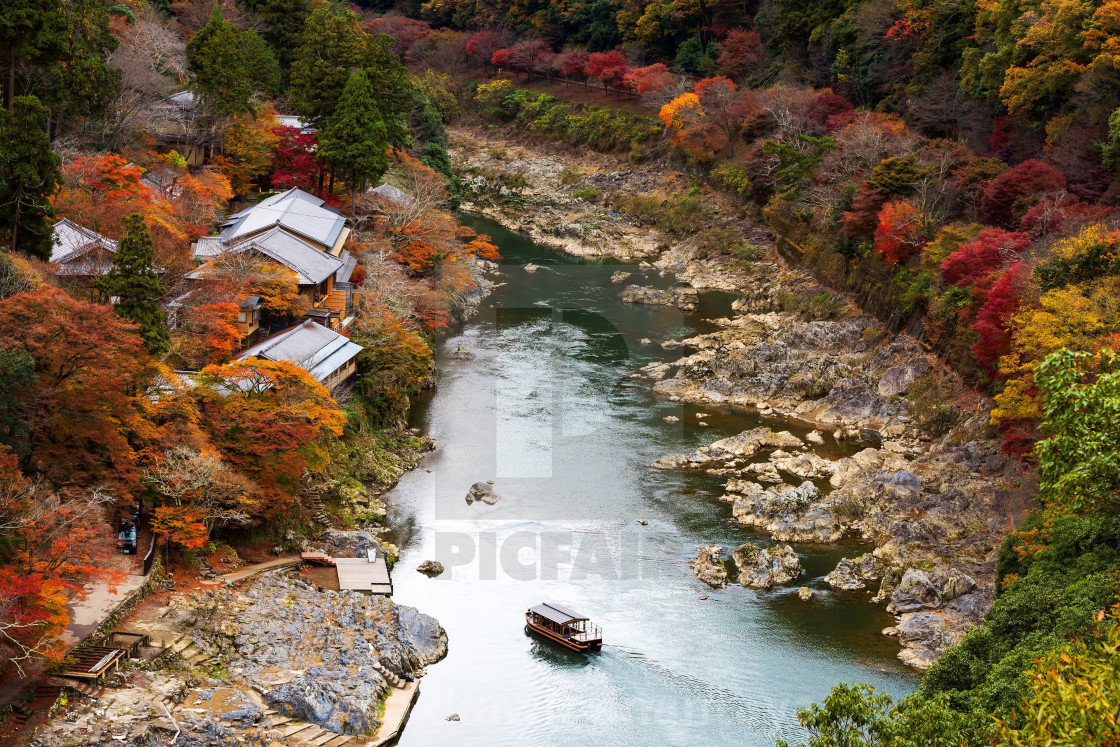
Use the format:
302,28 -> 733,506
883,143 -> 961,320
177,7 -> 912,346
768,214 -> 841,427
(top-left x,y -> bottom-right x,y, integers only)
192,236 -> 225,258
233,227 -> 345,285
274,114 -> 316,134
221,188 -> 345,248
51,218 -> 116,263
236,320 -> 363,382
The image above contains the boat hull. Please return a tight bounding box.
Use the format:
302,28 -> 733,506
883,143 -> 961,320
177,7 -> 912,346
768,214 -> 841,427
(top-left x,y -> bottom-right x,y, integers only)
525,615 -> 602,653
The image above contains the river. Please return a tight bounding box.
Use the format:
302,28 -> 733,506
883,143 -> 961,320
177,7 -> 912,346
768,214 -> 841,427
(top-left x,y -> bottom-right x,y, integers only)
386,216 -> 918,746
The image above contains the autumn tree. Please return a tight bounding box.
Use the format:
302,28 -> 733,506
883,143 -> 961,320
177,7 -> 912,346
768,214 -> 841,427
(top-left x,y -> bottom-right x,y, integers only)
271,125 -> 321,193
940,228 -> 1031,287
979,159 -> 1066,227
716,28 -> 768,82
0,453 -> 120,676
96,213 -> 170,354
466,30 -> 502,74
507,40 -> 553,79
168,301 -> 241,369
0,96 -> 60,259
144,446 -> 255,549
971,261 -> 1030,376
318,70 -> 389,213
873,200 -> 925,264
693,76 -> 752,156
624,63 -> 675,98
214,111 -> 280,196
193,359 -> 344,507
195,250 -> 304,318
561,50 -> 590,85
0,287 -> 150,489
586,51 -> 628,93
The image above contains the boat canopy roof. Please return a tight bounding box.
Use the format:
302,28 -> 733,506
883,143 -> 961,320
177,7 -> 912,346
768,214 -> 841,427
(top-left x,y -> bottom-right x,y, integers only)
529,602 -> 589,625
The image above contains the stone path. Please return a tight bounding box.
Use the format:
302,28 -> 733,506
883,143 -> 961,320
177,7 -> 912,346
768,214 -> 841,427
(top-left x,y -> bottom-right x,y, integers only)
58,573 -> 147,647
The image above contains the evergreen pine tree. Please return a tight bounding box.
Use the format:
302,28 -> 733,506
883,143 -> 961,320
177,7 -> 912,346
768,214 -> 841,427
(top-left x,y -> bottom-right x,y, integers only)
186,4 -> 251,119
0,96 -> 60,259
363,33 -> 414,149
96,213 -> 170,354
289,0 -> 366,127
0,0 -> 62,110
258,0 -> 310,72
317,71 -> 389,213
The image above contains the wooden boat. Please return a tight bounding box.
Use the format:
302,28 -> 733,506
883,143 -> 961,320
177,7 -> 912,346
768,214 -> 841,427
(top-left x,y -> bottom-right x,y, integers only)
525,602 -> 603,652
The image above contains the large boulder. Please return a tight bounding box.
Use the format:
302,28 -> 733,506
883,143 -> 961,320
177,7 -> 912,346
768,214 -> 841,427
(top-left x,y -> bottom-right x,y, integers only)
733,543 -> 802,589
730,481 -> 841,543
267,675 -> 384,735
887,567 -> 977,613
466,482 -> 500,505
691,545 -> 728,588
825,553 -> 885,591
894,611 -> 966,670
886,569 -> 941,613
877,358 -> 931,398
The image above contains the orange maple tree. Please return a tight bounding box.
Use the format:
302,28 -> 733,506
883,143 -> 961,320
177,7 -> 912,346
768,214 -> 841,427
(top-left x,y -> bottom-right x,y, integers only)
193,360 -> 344,512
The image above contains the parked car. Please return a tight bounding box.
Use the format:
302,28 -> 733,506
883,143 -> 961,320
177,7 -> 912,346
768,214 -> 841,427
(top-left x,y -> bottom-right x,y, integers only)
118,522 -> 138,554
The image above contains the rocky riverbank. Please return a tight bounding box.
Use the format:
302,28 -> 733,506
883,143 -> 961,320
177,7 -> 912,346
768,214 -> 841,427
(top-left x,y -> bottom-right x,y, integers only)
449,125 -> 1033,671
30,571 -> 446,746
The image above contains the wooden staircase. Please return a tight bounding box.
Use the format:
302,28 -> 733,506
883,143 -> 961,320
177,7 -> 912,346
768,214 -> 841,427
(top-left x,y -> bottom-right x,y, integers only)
8,679 -> 64,732
322,289 -> 347,314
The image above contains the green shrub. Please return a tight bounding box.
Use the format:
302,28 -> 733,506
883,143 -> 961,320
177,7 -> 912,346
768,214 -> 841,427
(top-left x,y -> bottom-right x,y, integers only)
710,162 -> 751,199
664,195 -> 712,237
692,225 -> 741,258
611,194 -> 664,224
905,375 -> 957,437
558,165 -> 583,185
734,243 -> 764,261
573,186 -> 601,202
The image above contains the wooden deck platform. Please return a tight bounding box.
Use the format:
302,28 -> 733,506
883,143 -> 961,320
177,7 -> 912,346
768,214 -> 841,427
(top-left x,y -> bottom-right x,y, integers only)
333,552 -> 393,595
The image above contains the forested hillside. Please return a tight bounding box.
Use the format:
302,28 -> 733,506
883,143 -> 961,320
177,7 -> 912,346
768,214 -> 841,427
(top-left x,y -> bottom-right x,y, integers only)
1,0 -> 1119,742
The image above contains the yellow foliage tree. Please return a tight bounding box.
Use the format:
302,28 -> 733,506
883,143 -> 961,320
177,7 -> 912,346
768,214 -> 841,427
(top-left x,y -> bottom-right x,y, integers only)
992,283 -> 1120,423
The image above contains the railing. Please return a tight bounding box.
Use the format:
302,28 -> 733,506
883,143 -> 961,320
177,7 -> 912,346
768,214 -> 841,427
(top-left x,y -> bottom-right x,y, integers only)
141,536 -> 158,576
571,623 -> 602,642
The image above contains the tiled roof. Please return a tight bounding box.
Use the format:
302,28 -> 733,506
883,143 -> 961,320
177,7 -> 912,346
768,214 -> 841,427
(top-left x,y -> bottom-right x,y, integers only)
192,236 -> 225,258
236,320 -> 363,382
51,218 -> 116,263
220,188 -> 345,248
233,227 -> 344,285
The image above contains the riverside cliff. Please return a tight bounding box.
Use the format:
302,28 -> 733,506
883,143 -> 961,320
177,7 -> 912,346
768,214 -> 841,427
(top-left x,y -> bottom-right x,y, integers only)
451,125 -> 1033,670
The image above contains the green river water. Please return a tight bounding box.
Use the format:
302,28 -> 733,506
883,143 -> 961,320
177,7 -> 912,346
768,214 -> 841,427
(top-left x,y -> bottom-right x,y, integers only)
385,215 -> 918,746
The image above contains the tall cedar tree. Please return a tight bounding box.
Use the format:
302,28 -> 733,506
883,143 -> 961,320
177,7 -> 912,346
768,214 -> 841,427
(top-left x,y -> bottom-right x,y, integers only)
257,0 -> 310,71
289,1 -> 412,147
0,96 -> 59,259
1,0 -> 117,125
318,71 -> 389,212
186,4 -> 252,119
96,213 -> 170,354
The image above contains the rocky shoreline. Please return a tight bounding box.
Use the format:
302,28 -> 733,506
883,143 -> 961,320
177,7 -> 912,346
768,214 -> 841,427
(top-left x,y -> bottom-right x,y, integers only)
449,125 -> 1032,671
